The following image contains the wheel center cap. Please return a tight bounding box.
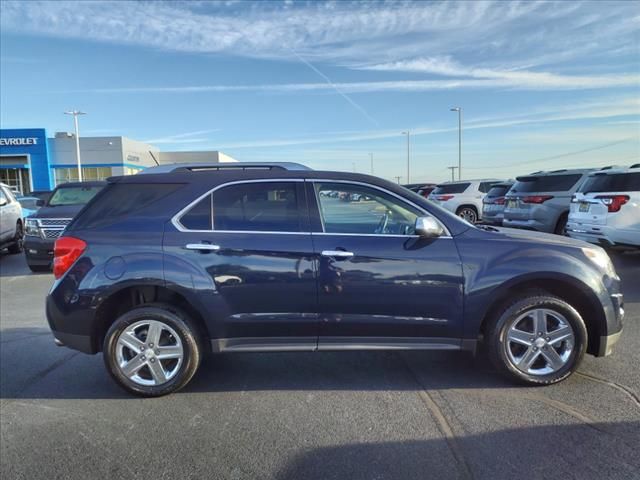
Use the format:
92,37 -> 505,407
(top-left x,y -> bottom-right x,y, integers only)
145,348 -> 155,358
534,338 -> 546,348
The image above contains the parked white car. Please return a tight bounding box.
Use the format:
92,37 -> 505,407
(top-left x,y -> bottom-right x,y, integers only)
566,165 -> 640,249
0,182 -> 24,254
428,179 -> 502,223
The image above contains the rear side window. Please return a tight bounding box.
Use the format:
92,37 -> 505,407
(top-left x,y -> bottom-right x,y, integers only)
72,183 -> 181,229
511,174 -> 581,193
432,183 -> 470,194
211,182 -> 301,232
180,195 -> 212,230
487,185 -> 512,197
579,173 -> 640,193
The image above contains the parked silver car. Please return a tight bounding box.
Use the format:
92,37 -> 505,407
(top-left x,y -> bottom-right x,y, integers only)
503,169 -> 593,234
482,181 -> 514,226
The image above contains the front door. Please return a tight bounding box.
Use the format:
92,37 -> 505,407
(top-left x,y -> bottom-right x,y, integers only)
309,181 -> 464,350
163,180 -> 318,351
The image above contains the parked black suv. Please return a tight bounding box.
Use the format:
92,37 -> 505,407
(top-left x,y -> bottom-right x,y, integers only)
24,181 -> 105,271
46,164 -> 624,396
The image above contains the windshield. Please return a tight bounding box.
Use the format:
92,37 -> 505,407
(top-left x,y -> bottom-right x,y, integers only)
48,186 -> 103,206
432,183 -> 470,194
579,173 -> 640,193
511,174 -> 581,193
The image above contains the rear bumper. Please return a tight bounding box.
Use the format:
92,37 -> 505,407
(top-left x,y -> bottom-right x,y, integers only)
566,223 -> 640,249
502,218 -> 551,232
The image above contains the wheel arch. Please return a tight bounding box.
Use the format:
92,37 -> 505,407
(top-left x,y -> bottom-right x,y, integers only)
477,274 -> 606,356
92,284 -> 211,353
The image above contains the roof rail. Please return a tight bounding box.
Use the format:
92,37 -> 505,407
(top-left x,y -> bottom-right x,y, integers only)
138,162 -> 312,175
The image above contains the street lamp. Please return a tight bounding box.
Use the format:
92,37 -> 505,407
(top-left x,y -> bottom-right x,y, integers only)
401,131 -> 410,184
447,166 -> 458,182
64,110 -> 86,181
450,107 -> 462,180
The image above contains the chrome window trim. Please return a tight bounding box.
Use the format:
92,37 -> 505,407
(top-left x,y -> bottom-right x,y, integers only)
311,179 -> 452,238
172,177 -> 451,238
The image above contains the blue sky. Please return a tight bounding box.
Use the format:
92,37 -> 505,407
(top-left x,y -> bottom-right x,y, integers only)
1,0 -> 638,183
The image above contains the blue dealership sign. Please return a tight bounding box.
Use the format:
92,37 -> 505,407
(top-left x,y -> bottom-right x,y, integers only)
0,128 -> 52,190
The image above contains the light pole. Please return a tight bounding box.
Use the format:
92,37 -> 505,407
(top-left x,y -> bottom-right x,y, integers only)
64,110 -> 86,181
450,107 -> 462,180
394,176 -> 402,184
369,153 -> 374,175
447,166 -> 458,182
401,131 -> 410,184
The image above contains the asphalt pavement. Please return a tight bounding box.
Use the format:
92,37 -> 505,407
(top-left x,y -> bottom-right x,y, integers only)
1,250 -> 639,479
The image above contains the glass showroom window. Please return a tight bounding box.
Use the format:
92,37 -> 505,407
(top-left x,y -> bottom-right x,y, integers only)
54,167 -> 112,185
124,167 -> 143,176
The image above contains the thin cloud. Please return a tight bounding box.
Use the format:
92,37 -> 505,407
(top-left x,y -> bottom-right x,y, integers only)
143,129 -> 220,144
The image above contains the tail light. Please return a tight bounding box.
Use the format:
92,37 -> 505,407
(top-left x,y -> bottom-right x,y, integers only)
437,195 -> 454,201
495,197 -> 506,205
522,195 -> 554,204
53,236 -> 87,279
596,195 -> 629,212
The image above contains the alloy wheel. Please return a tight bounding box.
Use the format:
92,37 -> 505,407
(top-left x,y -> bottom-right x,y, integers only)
458,208 -> 477,223
115,319 -> 184,386
505,308 -> 575,376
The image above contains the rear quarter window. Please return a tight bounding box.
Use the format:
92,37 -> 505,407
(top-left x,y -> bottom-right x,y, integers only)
512,174 -> 582,193
579,173 -> 640,193
71,183 -> 182,229
432,183 -> 470,194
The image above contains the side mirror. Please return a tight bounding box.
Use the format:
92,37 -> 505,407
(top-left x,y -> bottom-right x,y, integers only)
36,199 -> 45,207
415,216 -> 444,238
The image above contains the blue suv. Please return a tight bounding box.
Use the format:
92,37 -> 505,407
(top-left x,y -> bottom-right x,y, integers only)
46,163 -> 624,396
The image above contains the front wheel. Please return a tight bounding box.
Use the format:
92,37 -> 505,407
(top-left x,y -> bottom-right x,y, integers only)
486,293 -> 587,385
103,306 -> 203,396
7,221 -> 23,254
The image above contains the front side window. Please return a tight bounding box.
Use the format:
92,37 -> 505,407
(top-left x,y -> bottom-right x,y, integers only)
211,182 -> 301,232
315,183 -> 420,235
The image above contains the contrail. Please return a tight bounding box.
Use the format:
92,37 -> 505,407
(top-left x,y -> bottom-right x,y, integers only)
291,50 -> 380,127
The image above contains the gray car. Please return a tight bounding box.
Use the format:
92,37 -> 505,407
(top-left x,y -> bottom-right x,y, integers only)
482,181 -> 514,226
503,169 -> 593,234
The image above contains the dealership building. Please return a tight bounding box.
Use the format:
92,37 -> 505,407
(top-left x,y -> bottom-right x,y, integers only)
0,128 -> 237,194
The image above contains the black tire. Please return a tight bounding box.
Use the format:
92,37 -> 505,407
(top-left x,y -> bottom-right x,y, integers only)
7,221 -> 23,254
103,305 -> 203,397
554,213 -> 568,235
456,205 -> 478,224
27,262 -> 50,273
486,293 -> 587,385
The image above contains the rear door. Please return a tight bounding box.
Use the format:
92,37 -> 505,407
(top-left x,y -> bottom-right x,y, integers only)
163,180 -> 318,351
308,181 -> 464,349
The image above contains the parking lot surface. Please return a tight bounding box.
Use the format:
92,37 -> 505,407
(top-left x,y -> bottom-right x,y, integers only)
1,251 -> 639,480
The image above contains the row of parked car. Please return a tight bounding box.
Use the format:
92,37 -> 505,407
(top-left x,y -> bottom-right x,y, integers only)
0,181 -> 105,271
405,164 -> 640,249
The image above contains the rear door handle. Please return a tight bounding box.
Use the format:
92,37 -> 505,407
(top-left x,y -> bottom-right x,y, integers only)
185,243 -> 221,251
321,250 -> 354,258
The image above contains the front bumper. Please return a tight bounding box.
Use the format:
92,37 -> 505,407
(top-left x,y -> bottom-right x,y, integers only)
24,235 -> 54,266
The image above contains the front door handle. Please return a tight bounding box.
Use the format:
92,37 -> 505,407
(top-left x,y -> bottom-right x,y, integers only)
321,250 -> 354,258
185,243 -> 221,251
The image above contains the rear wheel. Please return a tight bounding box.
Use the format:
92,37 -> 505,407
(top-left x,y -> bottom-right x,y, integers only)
456,206 -> 478,224
486,293 -> 587,385
7,221 -> 23,254
103,305 -> 203,397
554,213 -> 568,235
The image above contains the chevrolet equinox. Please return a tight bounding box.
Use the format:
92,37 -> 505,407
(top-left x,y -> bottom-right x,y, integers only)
46,163 -> 624,396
